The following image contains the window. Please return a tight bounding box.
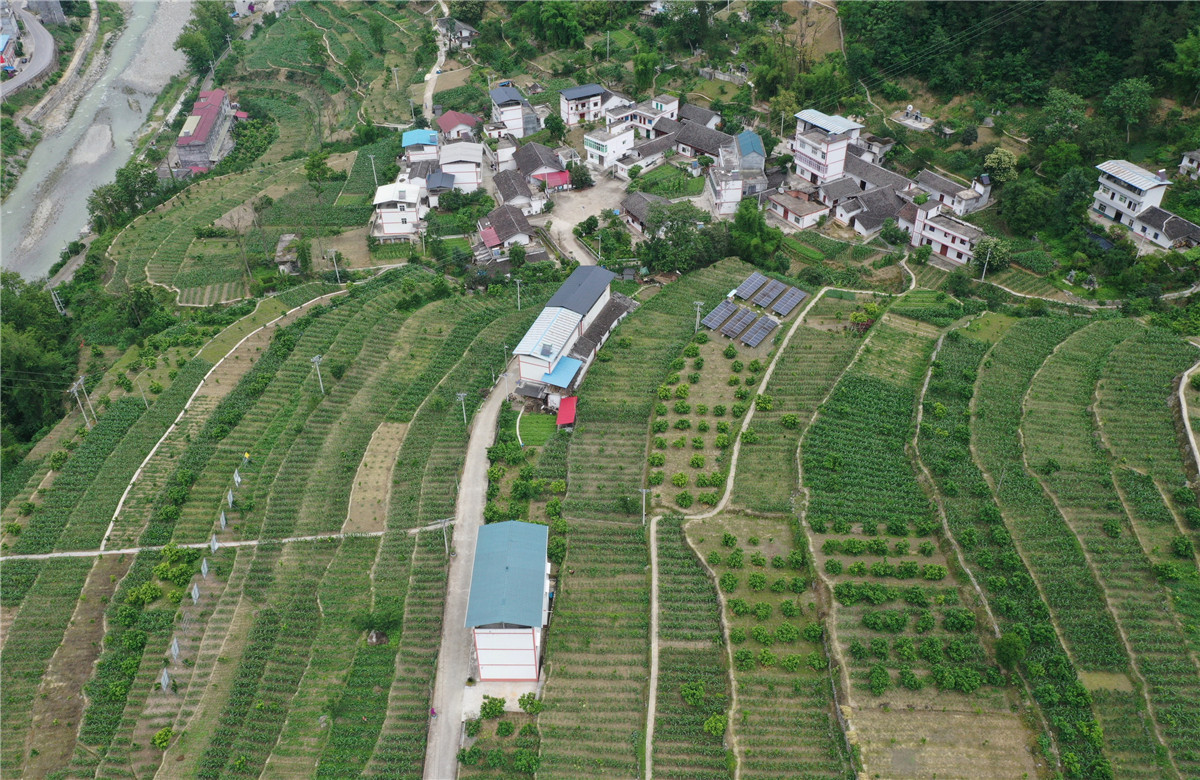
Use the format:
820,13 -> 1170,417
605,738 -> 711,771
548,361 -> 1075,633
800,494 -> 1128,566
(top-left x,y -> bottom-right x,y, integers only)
1153,232 -> 1159,239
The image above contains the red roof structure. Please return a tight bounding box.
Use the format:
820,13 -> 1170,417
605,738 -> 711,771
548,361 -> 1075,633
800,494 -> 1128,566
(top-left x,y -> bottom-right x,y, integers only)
556,397 -> 577,426
177,90 -> 227,148
436,110 -> 480,134
480,226 -> 501,248
536,170 -> 570,188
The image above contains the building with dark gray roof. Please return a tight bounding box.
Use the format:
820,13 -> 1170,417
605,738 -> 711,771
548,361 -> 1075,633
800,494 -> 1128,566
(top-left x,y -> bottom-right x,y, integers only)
547,266 -> 617,315
678,103 -> 721,128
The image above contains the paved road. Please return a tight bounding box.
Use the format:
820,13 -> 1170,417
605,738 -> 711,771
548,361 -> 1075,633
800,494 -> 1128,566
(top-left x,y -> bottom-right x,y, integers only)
0,7 -> 55,98
420,0 -> 448,117
423,370 -> 508,780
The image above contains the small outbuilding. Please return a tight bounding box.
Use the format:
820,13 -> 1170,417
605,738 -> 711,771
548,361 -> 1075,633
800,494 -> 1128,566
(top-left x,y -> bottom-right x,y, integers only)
466,521 -> 550,682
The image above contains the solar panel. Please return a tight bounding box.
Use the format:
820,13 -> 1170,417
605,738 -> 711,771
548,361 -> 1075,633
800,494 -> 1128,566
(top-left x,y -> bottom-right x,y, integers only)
741,316 -> 780,348
733,272 -> 768,300
720,307 -> 757,338
752,279 -> 787,308
701,299 -> 738,330
771,287 -> 809,317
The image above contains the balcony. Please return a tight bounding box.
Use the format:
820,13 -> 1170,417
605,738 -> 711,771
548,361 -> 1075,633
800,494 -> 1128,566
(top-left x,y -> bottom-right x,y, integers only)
793,150 -> 828,176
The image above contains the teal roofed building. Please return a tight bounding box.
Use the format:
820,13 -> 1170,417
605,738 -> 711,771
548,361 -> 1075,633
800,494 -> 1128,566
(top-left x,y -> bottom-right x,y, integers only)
466,521 -> 550,682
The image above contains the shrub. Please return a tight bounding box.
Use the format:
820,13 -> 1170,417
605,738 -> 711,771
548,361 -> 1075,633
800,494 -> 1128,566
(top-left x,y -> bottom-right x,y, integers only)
672,472 -> 689,487
776,622 -> 800,643
680,681 -> 705,706
712,404 -> 726,416
731,360 -> 744,373
730,627 -> 746,643
719,572 -> 739,592
674,382 -> 689,398
690,454 -> 706,468
780,413 -> 800,429
748,572 -> 767,591
648,453 -> 666,467
726,548 -> 744,568
724,344 -> 738,359
497,720 -> 515,737
465,718 -> 482,737
518,691 -> 543,714
152,727 -> 173,750
480,695 -> 506,718
649,471 -> 664,485
676,491 -> 694,507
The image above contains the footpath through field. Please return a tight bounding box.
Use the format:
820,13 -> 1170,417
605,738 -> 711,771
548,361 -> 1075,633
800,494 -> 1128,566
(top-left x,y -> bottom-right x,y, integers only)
423,370 -> 507,780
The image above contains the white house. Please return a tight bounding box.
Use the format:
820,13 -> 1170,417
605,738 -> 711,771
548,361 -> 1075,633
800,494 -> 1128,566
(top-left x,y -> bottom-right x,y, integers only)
603,94 -> 677,134
790,108 -> 864,186
478,205 -> 534,254
1091,159 -> 1170,229
438,142 -> 484,193
493,169 -> 547,215
370,177 -> 428,243
559,84 -> 627,127
513,266 -> 615,389
1180,149 -> 1200,181
436,17 -> 479,50
514,142 -> 569,191
436,109 -> 481,140
613,132 -> 677,180
914,169 -> 991,216
899,201 -> 983,265
402,129 -> 439,164
490,86 -> 540,138
621,191 -> 671,235
709,130 -> 769,215
1131,206 -> 1200,250
466,521 -> 550,683
767,191 -> 828,230
583,125 -> 635,169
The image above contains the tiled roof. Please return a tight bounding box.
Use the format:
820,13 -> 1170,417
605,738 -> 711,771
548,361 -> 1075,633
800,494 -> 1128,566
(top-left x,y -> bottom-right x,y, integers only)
546,266 -> 616,315
484,204 -> 534,242
928,212 -> 984,241
819,177 -> 862,202
177,90 -> 227,148
436,110 -> 480,133
768,191 -> 826,216
675,122 -> 733,156
844,154 -> 912,191
1136,206 -> 1200,242
621,191 -> 670,224
916,169 -> 971,198
678,103 -> 720,126
514,142 -> 563,175
494,169 -> 532,202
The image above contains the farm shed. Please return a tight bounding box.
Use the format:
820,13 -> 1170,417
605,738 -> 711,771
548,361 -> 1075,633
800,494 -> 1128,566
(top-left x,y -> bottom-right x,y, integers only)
512,266 -> 616,386
466,521 -> 550,682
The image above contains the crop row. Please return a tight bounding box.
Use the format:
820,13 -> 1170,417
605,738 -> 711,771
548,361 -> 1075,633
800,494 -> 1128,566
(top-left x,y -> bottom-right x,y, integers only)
1023,319 -> 1200,776
653,647 -> 729,780
920,330 -> 1116,778
733,321 -> 859,513
971,317 -> 1128,672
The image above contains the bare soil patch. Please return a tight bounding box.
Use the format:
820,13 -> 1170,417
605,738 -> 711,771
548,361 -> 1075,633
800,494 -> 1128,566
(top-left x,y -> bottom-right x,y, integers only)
26,554 -> 132,777
322,227 -> 371,269
344,422 -> 409,534
214,201 -> 257,233
853,706 -> 1042,779
1079,670 -> 1135,693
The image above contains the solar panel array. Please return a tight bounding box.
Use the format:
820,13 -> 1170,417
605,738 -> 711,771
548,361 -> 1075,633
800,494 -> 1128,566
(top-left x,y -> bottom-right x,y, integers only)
771,287 -> 808,317
752,279 -> 787,308
734,272 -> 768,300
721,307 -> 757,338
701,299 -> 738,329
741,316 -> 779,348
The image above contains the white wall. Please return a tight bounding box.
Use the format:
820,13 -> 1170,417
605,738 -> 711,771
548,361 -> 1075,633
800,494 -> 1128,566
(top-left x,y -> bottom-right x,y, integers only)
474,628 -> 538,682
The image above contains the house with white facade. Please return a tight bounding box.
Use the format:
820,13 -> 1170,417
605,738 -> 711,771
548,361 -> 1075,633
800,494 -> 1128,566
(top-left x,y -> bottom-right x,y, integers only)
613,132 -> 678,180
173,89 -> 236,170
489,86 -> 540,138
1132,206 -> 1200,250
913,169 -> 991,216
835,186 -> 906,237
402,129 -> 439,164
1091,159 -> 1171,229
603,94 -> 677,135
559,84 -> 627,127
678,103 -> 722,130
583,125 -> 636,169
493,169 -> 547,215
466,521 -> 550,682
621,191 -> 671,235
370,176 -> 428,243
767,191 -> 828,230
514,142 -> 569,191
790,108 -> 864,186
438,141 -> 484,193
478,204 -> 534,254
898,201 -> 984,265
1180,149 -> 1200,181
513,266 -> 616,389
436,17 -> 479,50
709,130 -> 769,216
674,122 -> 733,159
436,109 -> 480,140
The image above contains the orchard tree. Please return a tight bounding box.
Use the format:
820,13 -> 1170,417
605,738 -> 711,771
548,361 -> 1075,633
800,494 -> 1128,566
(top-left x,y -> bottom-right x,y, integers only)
368,16 -> 386,52
1103,77 -> 1154,143
972,236 -> 1013,276
983,148 -> 1018,184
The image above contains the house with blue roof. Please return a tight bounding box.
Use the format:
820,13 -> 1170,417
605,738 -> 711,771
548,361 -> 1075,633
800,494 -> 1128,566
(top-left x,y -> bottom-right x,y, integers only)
466,521 -> 550,681
709,129 -> 770,216
401,129 -> 439,164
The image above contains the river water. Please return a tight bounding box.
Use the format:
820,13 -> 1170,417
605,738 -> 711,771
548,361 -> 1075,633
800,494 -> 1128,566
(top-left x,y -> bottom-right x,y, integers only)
1,1 -> 192,280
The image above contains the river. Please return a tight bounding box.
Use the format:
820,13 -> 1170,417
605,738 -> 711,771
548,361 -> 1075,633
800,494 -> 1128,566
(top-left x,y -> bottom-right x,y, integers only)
1,1 -> 192,281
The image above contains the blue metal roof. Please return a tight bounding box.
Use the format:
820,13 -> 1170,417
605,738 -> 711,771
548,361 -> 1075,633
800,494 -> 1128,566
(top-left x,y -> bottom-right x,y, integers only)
0,35 -> 10,52
402,129 -> 438,148
542,356 -> 582,387
465,522 -> 548,628
736,130 -> 765,157
560,83 -> 605,101
794,109 -> 863,135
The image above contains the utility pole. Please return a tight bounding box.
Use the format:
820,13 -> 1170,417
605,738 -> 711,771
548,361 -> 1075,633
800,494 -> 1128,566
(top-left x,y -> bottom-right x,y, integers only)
135,376 -> 149,409
330,250 -> 342,284
456,392 -> 468,425
440,516 -> 453,557
501,344 -> 508,370
311,355 -> 326,395
68,378 -> 91,427
514,278 -> 523,311
50,288 -> 66,315
368,153 -> 378,187
392,66 -> 401,92
639,488 -> 652,526
500,372 -> 511,397
979,244 -> 992,282
606,30 -> 610,61
79,375 -> 97,422
225,33 -> 232,58
693,300 -> 704,333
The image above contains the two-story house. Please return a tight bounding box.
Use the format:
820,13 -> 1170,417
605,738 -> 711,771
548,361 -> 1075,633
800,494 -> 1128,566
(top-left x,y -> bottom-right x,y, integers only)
402,128 -> 439,164
1091,160 -> 1170,228
436,17 -> 479,50
913,169 -> 991,216
583,125 -> 636,169
370,176 -> 428,243
438,141 -> 484,193
898,201 -> 983,265
790,108 -> 864,186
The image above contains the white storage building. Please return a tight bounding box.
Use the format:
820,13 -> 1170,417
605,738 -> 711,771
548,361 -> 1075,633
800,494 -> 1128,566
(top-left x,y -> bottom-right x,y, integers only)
466,521 -> 550,682
512,266 -> 616,390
